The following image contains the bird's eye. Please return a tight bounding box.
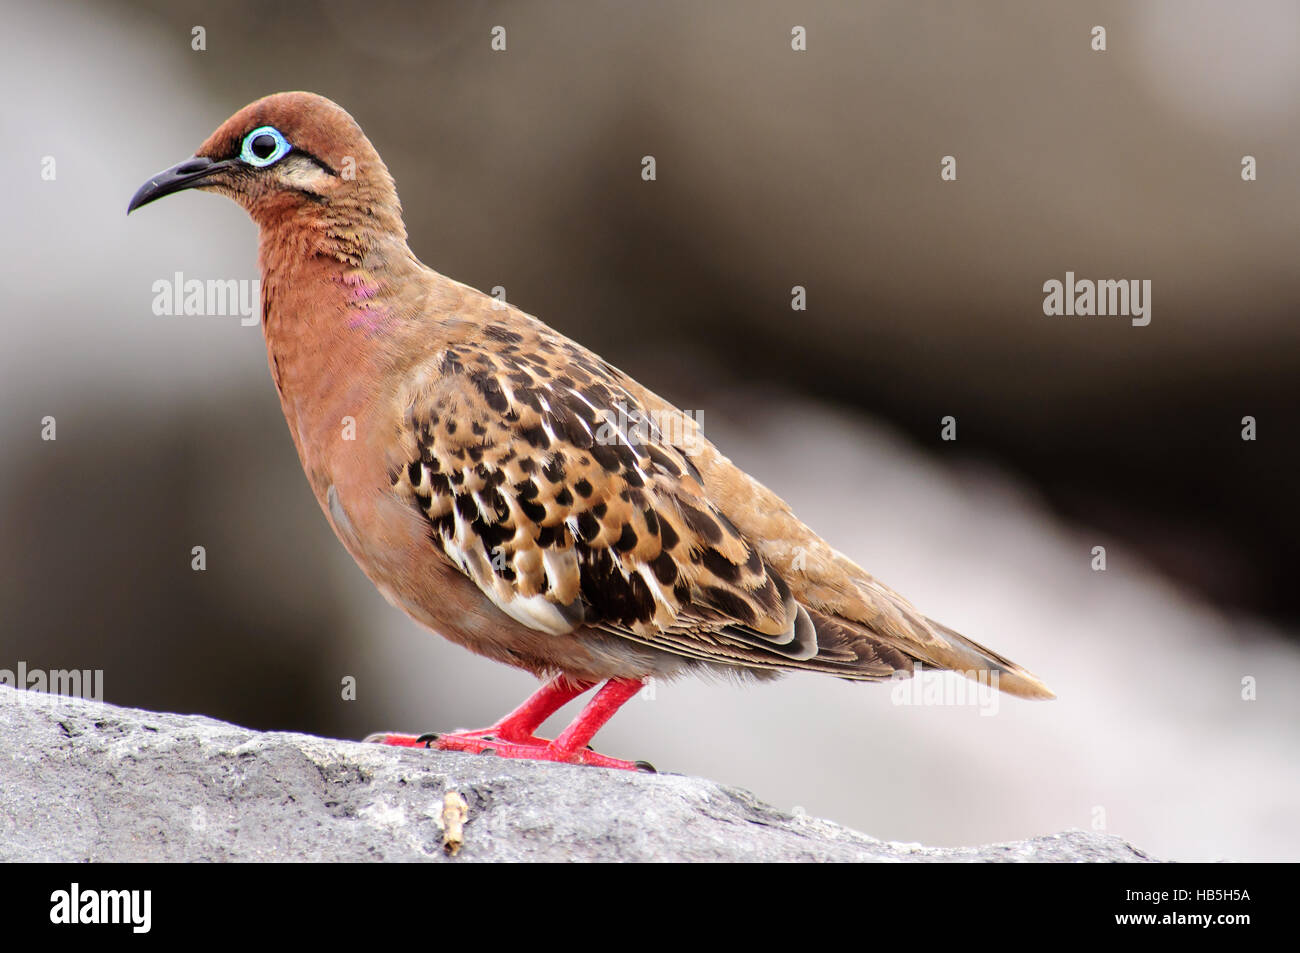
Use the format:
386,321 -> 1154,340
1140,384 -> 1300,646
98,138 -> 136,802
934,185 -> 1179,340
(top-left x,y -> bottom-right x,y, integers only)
240,126 -> 291,167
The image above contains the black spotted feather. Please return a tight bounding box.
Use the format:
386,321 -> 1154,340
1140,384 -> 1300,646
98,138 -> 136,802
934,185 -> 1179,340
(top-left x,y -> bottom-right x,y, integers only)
390,326 -> 844,672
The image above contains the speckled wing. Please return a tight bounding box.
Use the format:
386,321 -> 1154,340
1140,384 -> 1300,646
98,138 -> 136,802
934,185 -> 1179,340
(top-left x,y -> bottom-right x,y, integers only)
388,325 -> 831,671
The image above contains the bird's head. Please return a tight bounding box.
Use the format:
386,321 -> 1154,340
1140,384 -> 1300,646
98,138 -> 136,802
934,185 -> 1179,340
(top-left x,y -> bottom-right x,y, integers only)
128,92 -> 402,238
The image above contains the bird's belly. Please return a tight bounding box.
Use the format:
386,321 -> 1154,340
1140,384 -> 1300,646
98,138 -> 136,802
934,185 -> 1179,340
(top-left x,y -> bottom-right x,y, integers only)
321,476 -> 683,681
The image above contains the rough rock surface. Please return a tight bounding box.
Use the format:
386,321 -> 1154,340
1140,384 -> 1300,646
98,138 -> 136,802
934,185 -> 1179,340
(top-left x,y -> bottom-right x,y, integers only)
0,687 -> 1154,862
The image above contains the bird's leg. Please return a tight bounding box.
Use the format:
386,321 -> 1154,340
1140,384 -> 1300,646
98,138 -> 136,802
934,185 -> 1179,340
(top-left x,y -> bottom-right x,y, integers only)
379,677 -> 652,771
470,674 -> 597,742
446,677 -> 649,770
368,674 -> 594,748
544,677 -> 645,761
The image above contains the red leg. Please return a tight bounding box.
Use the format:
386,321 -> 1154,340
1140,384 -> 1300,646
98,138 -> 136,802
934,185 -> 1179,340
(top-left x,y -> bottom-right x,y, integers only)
368,675 -> 593,747
493,675 -> 596,741
437,677 -> 646,770
550,678 -> 643,756
371,677 -> 652,771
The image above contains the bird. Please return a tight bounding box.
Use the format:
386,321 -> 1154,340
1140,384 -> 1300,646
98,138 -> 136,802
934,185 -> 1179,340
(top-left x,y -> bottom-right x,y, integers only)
129,92 -> 1053,772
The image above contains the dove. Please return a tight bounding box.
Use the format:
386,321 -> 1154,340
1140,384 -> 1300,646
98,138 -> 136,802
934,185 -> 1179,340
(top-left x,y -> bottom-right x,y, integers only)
129,92 -> 1052,771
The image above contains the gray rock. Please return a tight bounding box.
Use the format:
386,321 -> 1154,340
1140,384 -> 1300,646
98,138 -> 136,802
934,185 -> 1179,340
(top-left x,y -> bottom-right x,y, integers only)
0,686 -> 1155,862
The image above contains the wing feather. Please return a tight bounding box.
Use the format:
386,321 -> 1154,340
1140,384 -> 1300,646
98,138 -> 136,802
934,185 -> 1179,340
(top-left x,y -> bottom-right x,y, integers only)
390,326 -> 817,667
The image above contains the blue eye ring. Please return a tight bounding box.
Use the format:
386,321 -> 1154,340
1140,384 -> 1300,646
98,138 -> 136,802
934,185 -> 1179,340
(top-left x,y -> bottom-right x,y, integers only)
240,126 -> 292,167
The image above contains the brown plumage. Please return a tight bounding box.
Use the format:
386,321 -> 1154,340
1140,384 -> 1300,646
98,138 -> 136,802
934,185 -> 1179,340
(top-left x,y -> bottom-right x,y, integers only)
129,93 -> 1051,768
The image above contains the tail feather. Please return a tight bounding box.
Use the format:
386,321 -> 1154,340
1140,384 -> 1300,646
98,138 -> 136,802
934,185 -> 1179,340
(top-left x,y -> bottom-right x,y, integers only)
800,607 -> 1055,699
922,618 -> 1056,700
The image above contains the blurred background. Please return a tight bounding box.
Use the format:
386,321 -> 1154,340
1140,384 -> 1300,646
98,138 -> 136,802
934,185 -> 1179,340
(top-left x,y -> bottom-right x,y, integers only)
3,0 -> 1298,861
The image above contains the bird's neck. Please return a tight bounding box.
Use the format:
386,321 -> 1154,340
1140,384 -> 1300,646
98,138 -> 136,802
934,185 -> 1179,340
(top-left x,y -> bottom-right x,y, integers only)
253,187 -> 409,268
256,209 -> 424,496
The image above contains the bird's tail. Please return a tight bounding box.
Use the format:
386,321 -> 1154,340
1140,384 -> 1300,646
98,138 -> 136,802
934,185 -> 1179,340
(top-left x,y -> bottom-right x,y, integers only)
923,618 -> 1056,700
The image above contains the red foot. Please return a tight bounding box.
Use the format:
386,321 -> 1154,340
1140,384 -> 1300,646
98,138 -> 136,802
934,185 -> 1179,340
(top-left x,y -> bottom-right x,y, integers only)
432,731 -> 645,770
366,676 -> 654,772
370,732 -> 435,748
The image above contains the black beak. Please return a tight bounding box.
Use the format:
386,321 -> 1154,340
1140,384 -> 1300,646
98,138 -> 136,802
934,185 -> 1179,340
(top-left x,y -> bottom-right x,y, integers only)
127,156 -> 235,213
